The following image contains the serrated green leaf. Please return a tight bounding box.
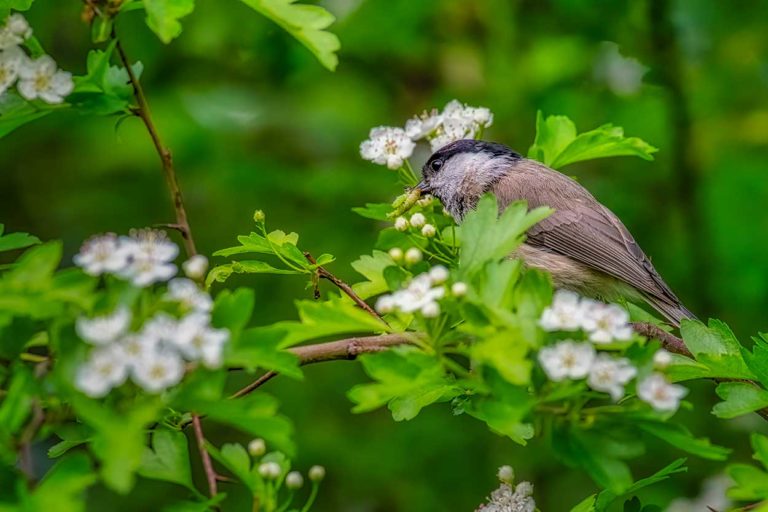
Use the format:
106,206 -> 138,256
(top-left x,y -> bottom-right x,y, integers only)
351,251 -> 395,299
0,229 -> 40,252
238,0 -> 340,71
633,418 -> 730,460
206,443 -> 259,494
0,91 -> 53,138
212,288 -> 254,336
138,428 -> 197,493
727,464 -> 768,500
206,260 -> 300,287
351,203 -> 393,221
680,319 -> 754,379
570,495 -> 596,512
225,326 -> 302,378
595,459 -> 687,510
712,382 -> 768,419
144,0 -> 195,43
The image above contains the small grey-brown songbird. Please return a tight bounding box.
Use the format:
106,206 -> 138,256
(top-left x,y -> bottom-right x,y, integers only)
417,139 -> 695,327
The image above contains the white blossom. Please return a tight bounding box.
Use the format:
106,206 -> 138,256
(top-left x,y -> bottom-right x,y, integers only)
421,224 -> 436,237
538,341 -> 595,382
182,254 -> 208,280
17,55 -> 73,104
0,14 -> 32,50
166,278 -> 213,313
131,349 -> 185,393
477,482 -> 536,512
451,281 -> 467,297
75,345 -> 129,398
285,471 -> 304,489
394,216 -> 408,231
539,290 -> 586,331
409,212 -> 426,228
594,42 -> 648,96
376,273 -> 445,316
637,373 -> 688,412
404,109 -> 443,140
388,247 -> 403,262
119,229 -> 178,287
581,301 -> 633,343
359,126 -> 415,170
76,307 -> 131,346
429,117 -> 476,151
427,99 -> 494,151
421,301 -> 440,318
141,313 -> 179,347
120,333 -> 158,370
73,233 -> 132,276
258,462 -> 281,479
0,45 -> 24,95
587,354 -> 637,401
404,247 -> 422,265
428,265 -> 449,284
375,295 -> 396,314
653,349 -> 672,368
173,313 -> 229,368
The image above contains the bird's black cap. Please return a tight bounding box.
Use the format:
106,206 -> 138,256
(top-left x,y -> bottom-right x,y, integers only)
424,139 -> 521,171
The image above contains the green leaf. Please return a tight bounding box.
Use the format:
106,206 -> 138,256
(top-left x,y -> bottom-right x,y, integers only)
351,203 -> 393,221
48,424 -> 93,458
742,335 -> 768,388
225,326 -> 302,378
138,428 -> 197,493
206,260 -> 301,287
595,459 -> 687,510
0,91 -> 54,139
680,319 -> 754,379
633,418 -> 730,460
0,364 -> 34,439
206,443 -> 259,494
162,495 -> 227,512
70,42 -> 140,116
144,0 -> 195,43
528,111 -> 657,169
0,226 -> 40,253
212,288 -> 254,336
459,195 -> 552,278
727,464 -> 768,500
238,0 -> 340,70
0,0 -> 34,18
470,332 -> 532,385
712,382 -> 768,419
570,496 -> 596,512
7,453 -> 96,512
351,251 -> 395,299
753,434 -> 768,471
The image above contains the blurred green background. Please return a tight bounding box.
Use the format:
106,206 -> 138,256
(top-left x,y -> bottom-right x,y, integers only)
3,0 -> 768,509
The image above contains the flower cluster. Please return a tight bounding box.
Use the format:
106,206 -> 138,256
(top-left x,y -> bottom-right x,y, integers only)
476,466 -> 535,512
359,99 -> 493,170
75,278 -> 229,397
393,211 -> 439,239
0,14 -> 73,103
74,229 -> 186,287
375,265 -> 463,318
537,290 -> 688,411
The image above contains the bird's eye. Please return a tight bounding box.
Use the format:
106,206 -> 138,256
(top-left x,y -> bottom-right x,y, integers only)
430,159 -> 443,172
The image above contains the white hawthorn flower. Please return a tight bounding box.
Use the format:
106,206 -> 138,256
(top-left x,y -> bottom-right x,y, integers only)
119,229 -> 178,287
141,313 -> 178,347
389,273 -> 445,313
166,278 -> 213,313
429,116 -> 476,151
388,247 -> 403,262
173,313 -> 229,368
76,307 -> 131,346
653,349 -> 673,368
182,254 -> 208,280
359,126 -> 415,170
581,301 -> 633,343
404,247 -> 422,265
375,295 -> 396,314
258,462 -> 281,480
0,45 -> 25,95
538,341 -> 595,382
587,354 -> 637,401
404,109 -> 443,140
75,345 -> 129,398
539,290 -> 585,331
285,471 -> 304,489
394,216 -> 409,231
477,481 -> 536,512
451,281 -> 467,297
73,233 -> 132,276
421,301 -> 440,318
120,333 -> 158,370
637,373 -> 688,412
17,55 -> 73,104
131,349 -> 185,393
409,212 -> 426,228
421,224 -> 436,237
428,265 -> 449,284
0,14 -> 32,49
427,99 -> 494,151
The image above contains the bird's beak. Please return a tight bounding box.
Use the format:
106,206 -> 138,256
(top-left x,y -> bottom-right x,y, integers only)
415,180 -> 431,194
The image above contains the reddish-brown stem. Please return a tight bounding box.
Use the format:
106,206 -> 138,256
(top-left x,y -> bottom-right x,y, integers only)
230,333 -> 414,398
631,322 -> 691,357
304,252 -> 385,323
191,414 -> 217,498
114,34 -> 197,258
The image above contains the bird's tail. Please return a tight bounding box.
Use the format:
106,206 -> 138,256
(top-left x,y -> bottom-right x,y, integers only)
642,294 -> 698,328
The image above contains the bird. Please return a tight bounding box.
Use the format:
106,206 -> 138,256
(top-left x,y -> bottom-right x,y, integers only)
416,138 -> 695,327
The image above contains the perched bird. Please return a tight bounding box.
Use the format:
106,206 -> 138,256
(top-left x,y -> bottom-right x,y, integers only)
417,139 -> 695,327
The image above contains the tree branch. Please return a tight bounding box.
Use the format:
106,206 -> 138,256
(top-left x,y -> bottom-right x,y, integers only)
191,414 -> 218,498
114,33 -> 197,258
631,322 -> 691,357
230,333 -> 414,398
304,252 -> 385,322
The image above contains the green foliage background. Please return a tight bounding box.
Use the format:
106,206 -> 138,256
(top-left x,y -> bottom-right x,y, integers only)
2,0 -> 768,509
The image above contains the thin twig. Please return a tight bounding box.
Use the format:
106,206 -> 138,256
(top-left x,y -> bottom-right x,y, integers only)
191,414 -> 217,498
113,32 -> 197,258
230,333 -> 414,398
18,401 -> 44,482
303,252 -> 385,323
631,322 -> 691,357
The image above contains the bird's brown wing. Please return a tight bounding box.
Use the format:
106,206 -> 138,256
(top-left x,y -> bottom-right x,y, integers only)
492,160 -> 681,307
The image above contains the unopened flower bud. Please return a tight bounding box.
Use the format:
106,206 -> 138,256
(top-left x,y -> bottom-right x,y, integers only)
515,481 -> 534,497
497,465 -> 514,483
258,461 -> 281,479
253,210 -> 265,223
285,471 -> 304,489
309,465 -> 326,482
409,213 -> 426,228
421,302 -> 440,318
404,247 -> 422,265
394,217 -> 409,231
248,438 -> 266,457
429,265 -> 449,284
653,349 -> 672,368
182,255 -> 208,280
388,247 -> 404,262
417,196 -> 433,207
421,224 -> 436,237
451,282 -> 467,297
